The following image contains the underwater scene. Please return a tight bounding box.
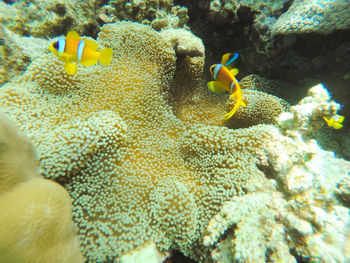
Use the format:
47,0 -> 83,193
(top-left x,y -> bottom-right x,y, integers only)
0,0 -> 349,262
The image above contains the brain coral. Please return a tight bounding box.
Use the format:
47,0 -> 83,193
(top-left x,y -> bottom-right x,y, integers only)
0,114 -> 83,263
0,21 -> 280,262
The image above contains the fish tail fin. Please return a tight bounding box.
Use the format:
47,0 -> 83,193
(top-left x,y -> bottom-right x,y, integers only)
98,47 -> 113,66
223,99 -> 241,120
223,91 -> 245,120
333,123 -> 343,129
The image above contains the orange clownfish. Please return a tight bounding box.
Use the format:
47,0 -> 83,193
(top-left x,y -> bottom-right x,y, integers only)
323,114 -> 344,129
208,52 -> 247,120
49,31 -> 113,75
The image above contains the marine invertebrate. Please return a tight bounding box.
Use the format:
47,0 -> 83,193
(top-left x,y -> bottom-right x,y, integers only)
108,0 -> 189,31
0,25 -> 50,85
1,20 -> 349,263
272,0 -> 350,35
226,89 -> 290,128
0,20 -> 281,262
0,114 -> 83,263
204,115 -> 350,263
0,0 -> 99,37
278,83 -> 342,134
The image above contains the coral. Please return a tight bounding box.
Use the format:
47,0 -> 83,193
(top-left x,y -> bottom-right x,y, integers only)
226,89 -> 290,128
272,0 -> 350,35
107,0 -> 189,31
0,21 -> 281,262
1,19 -> 349,263
0,114 -> 83,263
0,0 -> 189,38
0,25 -> 50,85
204,116 -> 350,262
174,77 -> 289,129
197,0 -> 290,53
278,83 -> 342,135
203,0 -> 289,27
0,0 -> 100,37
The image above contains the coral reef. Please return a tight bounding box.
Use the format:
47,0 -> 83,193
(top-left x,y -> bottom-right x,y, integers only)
0,0 -> 99,37
0,114 -> 83,263
278,83 -> 342,134
1,18 -> 349,263
226,89 -> 290,128
272,0 -> 350,35
107,0 -> 189,31
0,25 -> 50,85
175,73 -> 290,129
0,20 -> 288,262
204,87 -> 350,262
0,0 -> 189,38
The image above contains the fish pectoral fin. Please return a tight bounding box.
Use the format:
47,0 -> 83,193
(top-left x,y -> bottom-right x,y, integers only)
229,68 -> 239,76
241,100 -> 247,107
207,81 -> 228,93
80,59 -> 98,66
65,62 -> 77,75
67,31 -> 81,40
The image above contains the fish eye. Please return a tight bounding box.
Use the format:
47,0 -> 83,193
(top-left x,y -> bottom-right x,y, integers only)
53,41 -> 58,49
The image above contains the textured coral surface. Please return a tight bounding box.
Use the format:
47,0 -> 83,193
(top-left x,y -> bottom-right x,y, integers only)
0,21 -> 276,262
0,114 -> 83,263
0,19 -> 349,263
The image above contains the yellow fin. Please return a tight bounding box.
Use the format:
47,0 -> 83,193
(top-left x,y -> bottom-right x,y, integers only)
337,115 -> 345,123
207,81 -> 228,93
223,102 -> 240,120
333,123 -> 343,129
84,39 -> 99,51
65,62 -> 77,75
221,53 -> 232,66
98,47 -> 113,66
241,100 -> 247,107
80,59 -> 98,66
323,116 -> 330,125
229,68 -> 239,76
67,31 -> 80,40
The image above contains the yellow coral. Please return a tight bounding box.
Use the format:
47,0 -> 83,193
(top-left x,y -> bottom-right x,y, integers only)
0,114 -> 83,263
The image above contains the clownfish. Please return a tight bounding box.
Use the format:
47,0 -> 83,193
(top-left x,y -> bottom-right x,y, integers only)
49,31 -> 113,75
207,52 -> 247,120
323,114 -> 344,129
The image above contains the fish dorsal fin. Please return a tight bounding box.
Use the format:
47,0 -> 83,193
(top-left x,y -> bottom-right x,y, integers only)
221,53 -> 231,65
221,52 -> 239,67
67,31 -> 81,40
229,68 -> 239,76
84,39 -> 99,51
